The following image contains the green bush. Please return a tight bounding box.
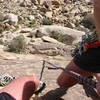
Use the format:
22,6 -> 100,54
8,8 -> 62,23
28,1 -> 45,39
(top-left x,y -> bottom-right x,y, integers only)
8,35 -> 27,53
51,31 -> 74,44
42,18 -> 53,25
80,18 -> 95,30
0,22 -> 5,33
0,27 -> 4,34
27,19 -> 37,27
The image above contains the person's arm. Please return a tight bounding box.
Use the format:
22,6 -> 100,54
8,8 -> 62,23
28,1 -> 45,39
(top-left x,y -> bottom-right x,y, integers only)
93,0 -> 100,41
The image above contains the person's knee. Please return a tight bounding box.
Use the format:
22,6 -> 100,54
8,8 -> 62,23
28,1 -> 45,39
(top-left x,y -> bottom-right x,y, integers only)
57,75 -> 65,87
57,73 -> 78,88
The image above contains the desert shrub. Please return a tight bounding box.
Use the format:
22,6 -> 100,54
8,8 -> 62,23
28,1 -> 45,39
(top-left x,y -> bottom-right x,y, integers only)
12,25 -> 19,32
27,19 -> 37,27
0,22 -> 5,33
42,18 -> 53,25
51,31 -> 74,44
0,27 -> 4,34
8,35 -> 27,53
18,16 -> 25,24
80,18 -> 95,30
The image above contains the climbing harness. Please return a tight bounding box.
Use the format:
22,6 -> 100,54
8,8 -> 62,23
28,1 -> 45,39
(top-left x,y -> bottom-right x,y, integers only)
71,32 -> 100,57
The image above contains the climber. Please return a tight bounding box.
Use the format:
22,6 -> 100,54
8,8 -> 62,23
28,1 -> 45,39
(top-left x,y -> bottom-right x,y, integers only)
57,0 -> 100,100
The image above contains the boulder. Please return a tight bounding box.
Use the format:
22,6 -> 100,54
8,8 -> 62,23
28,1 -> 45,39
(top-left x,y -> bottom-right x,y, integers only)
20,0 -> 32,7
85,0 -> 93,4
0,45 -> 5,51
0,0 -> 3,3
41,36 -> 65,45
28,42 -> 71,56
31,0 -> 39,4
20,28 -> 33,33
3,13 -> 18,25
33,25 -> 84,44
45,11 -> 53,18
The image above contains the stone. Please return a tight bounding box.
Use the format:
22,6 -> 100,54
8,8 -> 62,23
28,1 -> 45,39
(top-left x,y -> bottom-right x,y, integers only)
20,28 -> 32,33
66,22 -> 75,29
20,0 -> 32,7
3,13 -> 18,25
41,36 -> 65,45
85,0 -> 93,4
45,11 -> 53,18
52,0 -> 64,5
0,31 -> 17,45
38,6 -> 47,13
28,42 -> 69,56
31,0 -> 39,4
29,15 -> 35,21
30,38 -> 43,42
0,0 -> 3,3
0,45 -> 4,51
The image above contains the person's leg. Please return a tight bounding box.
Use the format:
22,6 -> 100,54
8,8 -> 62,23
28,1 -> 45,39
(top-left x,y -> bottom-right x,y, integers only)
0,75 -> 39,100
57,59 -> 94,88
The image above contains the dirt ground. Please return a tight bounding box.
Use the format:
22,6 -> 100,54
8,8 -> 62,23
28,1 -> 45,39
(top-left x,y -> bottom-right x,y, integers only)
0,51 -> 92,100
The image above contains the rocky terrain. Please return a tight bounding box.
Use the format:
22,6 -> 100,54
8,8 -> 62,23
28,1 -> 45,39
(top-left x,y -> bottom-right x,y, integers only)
0,0 -> 95,56
0,0 -> 96,100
